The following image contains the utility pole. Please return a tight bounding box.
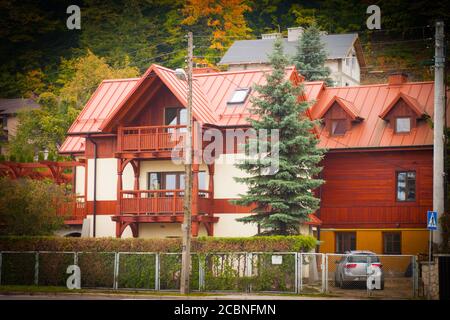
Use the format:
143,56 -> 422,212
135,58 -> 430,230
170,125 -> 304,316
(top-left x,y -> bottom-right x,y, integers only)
433,20 -> 445,246
180,31 -> 193,295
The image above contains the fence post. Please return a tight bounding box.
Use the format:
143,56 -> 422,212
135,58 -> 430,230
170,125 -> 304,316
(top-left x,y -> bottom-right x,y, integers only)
155,253 -> 160,291
199,254 -> 205,291
294,253 -> 299,294
0,252 -> 2,286
246,253 -> 253,293
322,254 -> 327,293
34,252 -> 39,286
413,255 -> 419,298
113,252 -> 119,290
74,252 -> 78,266
299,253 -> 303,293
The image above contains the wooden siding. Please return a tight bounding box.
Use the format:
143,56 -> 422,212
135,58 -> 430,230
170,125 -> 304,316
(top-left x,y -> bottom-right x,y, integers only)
319,149 -> 432,228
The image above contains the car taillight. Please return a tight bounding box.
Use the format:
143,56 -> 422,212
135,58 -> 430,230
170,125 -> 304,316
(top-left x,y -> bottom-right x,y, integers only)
371,263 -> 382,268
345,263 -> 357,268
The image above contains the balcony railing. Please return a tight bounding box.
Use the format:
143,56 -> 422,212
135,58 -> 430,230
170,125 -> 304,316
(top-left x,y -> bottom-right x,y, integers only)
117,125 -> 186,153
119,189 -> 212,215
57,195 -> 86,220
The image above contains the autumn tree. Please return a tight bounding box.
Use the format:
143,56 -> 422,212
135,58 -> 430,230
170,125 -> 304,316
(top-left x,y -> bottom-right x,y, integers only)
182,0 -> 252,64
8,51 -> 139,158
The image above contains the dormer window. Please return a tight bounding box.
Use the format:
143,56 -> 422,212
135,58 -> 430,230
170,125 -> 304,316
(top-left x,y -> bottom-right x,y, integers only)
395,117 -> 411,133
331,119 -> 347,135
228,88 -> 250,104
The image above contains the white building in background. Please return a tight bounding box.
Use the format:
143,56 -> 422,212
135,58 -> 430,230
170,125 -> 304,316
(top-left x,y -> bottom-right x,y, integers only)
219,27 -> 365,86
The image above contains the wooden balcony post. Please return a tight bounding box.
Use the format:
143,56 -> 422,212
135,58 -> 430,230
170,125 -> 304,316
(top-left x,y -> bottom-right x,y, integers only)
191,164 -> 199,237
116,159 -> 123,216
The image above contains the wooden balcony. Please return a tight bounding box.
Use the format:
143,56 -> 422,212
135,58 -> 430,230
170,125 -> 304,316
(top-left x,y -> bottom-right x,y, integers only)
117,125 -> 185,158
119,189 -> 212,216
57,195 -> 86,224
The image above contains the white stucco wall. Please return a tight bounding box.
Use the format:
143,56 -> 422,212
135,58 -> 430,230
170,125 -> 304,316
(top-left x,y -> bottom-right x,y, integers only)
87,158 -> 117,201
75,165 -> 85,196
122,162 -> 135,190
86,214 -> 133,238
214,153 -> 248,199
139,223 -> 208,238
214,214 -> 258,237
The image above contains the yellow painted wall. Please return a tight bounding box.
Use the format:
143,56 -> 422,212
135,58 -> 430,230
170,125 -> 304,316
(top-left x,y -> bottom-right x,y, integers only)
402,230 -> 429,255
356,231 -> 383,253
319,229 -> 429,255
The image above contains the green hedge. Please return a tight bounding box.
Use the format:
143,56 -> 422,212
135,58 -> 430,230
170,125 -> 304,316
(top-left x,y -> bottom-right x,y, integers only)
0,235 -> 316,253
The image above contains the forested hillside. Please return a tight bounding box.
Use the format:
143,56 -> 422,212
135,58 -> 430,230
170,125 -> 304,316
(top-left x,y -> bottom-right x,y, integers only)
0,0 -> 448,158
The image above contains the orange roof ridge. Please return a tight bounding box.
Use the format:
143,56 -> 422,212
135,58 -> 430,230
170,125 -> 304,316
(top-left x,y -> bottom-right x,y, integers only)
193,65 -> 296,77
102,78 -> 141,83
379,92 -> 424,119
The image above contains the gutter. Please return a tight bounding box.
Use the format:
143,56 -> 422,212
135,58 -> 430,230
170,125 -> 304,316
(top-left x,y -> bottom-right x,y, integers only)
86,135 -> 98,237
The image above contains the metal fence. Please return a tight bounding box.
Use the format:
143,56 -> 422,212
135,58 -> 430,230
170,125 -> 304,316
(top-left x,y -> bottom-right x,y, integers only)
0,251 -> 419,297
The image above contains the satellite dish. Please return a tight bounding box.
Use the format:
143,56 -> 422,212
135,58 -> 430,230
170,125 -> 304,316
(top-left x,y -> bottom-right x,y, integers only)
175,68 -> 187,81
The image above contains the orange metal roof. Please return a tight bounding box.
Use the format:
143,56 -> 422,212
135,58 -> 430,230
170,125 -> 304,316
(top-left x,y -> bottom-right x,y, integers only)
317,96 -> 363,120
67,78 -> 139,134
60,63 -> 447,154
310,81 -> 449,149
59,136 -> 85,154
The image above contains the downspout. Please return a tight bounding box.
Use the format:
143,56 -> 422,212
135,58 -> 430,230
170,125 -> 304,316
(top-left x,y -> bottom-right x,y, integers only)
87,135 -> 98,238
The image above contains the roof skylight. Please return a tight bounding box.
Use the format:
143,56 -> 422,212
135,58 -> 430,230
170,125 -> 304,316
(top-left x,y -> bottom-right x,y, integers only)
228,88 -> 250,105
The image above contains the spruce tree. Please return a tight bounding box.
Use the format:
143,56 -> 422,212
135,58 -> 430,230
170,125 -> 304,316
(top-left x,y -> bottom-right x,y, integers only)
293,22 -> 333,86
234,38 -> 324,235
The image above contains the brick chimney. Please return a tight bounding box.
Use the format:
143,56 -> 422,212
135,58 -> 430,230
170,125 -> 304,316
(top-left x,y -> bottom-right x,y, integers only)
388,72 -> 409,85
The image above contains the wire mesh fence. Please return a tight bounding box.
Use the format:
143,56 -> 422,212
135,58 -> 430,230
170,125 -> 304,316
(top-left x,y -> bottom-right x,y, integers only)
0,251 -> 419,298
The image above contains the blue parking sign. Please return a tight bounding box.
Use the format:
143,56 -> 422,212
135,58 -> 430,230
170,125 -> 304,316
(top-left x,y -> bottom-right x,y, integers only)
427,211 -> 438,230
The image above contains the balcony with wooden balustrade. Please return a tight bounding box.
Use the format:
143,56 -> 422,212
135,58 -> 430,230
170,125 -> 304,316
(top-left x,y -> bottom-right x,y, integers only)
57,195 -> 86,225
112,188 -> 218,238
116,125 -> 186,159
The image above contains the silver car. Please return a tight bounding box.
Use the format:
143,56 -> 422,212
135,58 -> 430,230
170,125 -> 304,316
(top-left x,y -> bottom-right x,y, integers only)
334,251 -> 385,289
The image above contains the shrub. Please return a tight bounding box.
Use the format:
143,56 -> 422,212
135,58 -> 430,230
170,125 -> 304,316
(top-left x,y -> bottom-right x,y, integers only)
0,178 -> 69,236
0,235 -> 316,253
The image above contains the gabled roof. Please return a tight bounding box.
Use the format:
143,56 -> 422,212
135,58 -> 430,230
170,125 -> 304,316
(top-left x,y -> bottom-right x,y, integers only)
219,33 -> 365,66
379,92 -> 425,119
0,98 -> 40,115
101,65 -> 217,132
67,78 -> 139,134
317,96 -> 363,121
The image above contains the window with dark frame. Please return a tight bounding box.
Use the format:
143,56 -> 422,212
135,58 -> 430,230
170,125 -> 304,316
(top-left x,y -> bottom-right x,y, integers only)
396,171 -> 416,201
335,232 -> 356,253
330,119 -> 347,135
395,117 -> 411,133
383,232 -> 401,254
147,171 -> 207,197
164,107 -> 187,126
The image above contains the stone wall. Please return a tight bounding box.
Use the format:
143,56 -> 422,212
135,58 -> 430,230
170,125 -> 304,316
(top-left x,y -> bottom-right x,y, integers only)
421,258 -> 439,300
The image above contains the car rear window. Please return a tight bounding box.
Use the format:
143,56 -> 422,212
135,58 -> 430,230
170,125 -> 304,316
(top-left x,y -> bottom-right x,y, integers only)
348,255 -> 380,263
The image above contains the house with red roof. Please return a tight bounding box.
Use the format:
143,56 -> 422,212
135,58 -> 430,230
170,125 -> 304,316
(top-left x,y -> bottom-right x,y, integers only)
60,64 -> 448,255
